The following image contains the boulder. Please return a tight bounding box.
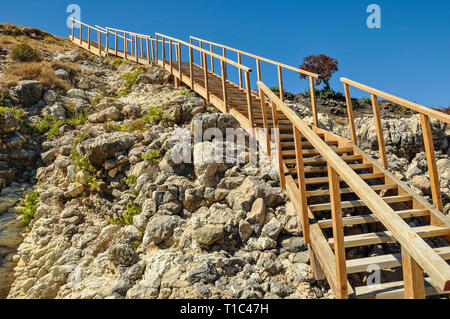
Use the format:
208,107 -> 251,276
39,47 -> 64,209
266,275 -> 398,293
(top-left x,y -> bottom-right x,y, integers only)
42,103 -> 67,120
226,176 -> 284,211
77,132 -> 139,167
43,90 -> 57,104
55,69 -> 69,80
193,225 -> 224,248
88,107 -> 124,123
411,175 -> 431,195
10,80 -> 43,106
142,215 -> 180,245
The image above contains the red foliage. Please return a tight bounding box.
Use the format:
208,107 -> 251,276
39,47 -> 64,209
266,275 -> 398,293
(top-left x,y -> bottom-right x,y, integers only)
299,54 -> 338,90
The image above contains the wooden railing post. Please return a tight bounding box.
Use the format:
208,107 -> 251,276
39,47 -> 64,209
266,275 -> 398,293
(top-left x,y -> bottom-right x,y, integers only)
245,70 -> 255,131
169,39 -> 173,74
199,41 -> 203,67
155,34 -> 158,62
210,43 -> 214,74
327,164 -> 348,299
223,48 -> 227,82
343,83 -> 357,145
106,29 -> 109,56
189,46 -> 194,89
256,58 -> 261,82
98,29 -> 101,55
371,94 -> 388,168
293,127 -> 310,243
277,66 -> 284,102
221,60 -> 229,113
151,37 -> 155,62
258,86 -> 271,156
203,52 -> 209,102
140,36 -> 144,59
309,76 -> 318,127
115,30 -> 118,56
87,26 -> 91,50
402,247 -> 425,299
135,36 -> 138,62
420,114 -> 444,212
80,23 -> 82,45
72,19 -> 74,40
146,37 -> 150,64
124,32 -> 127,60
238,53 -> 243,88
162,37 -> 166,68
270,101 -> 286,190
177,43 -> 182,83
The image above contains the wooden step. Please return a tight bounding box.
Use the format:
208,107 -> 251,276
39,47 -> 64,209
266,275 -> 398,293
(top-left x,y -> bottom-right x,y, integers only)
285,155 -> 363,166
304,172 -> 385,185
283,140 -> 339,149
346,246 -> 450,274
306,184 -> 398,197
283,147 -> 354,158
328,225 -> 450,249
290,163 -> 372,175
317,209 -> 429,228
309,195 -> 412,212
354,277 -> 449,299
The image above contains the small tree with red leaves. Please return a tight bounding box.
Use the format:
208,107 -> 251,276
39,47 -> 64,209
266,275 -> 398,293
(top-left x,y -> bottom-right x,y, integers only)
299,54 -> 338,91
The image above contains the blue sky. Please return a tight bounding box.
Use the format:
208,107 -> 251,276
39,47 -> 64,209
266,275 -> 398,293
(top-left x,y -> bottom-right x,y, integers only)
2,0 -> 449,108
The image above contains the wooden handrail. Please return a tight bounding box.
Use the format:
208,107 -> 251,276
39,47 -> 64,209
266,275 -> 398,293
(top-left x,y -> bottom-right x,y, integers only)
258,80 -> 450,293
72,19 -> 107,34
190,35 -> 319,78
341,78 -> 450,123
156,33 -> 252,72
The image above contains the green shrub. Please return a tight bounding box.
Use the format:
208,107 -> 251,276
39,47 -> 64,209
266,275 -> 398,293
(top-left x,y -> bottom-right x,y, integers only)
141,149 -> 160,165
302,88 -> 344,100
108,200 -> 141,227
0,91 -> 12,107
124,175 -> 137,188
0,106 -> 25,118
90,95 -> 104,107
17,190 -> 39,226
12,43 -> 41,62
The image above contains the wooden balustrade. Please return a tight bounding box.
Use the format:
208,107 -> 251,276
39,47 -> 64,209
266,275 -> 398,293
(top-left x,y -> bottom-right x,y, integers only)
341,77 -> 450,212
190,36 -> 319,128
70,21 -> 450,299
257,80 -> 450,296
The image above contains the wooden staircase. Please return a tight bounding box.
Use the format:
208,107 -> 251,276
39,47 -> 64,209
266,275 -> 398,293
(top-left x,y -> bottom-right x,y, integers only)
69,19 -> 450,299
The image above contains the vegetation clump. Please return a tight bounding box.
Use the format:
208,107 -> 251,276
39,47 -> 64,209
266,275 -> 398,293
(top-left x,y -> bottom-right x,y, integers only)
70,134 -> 103,192
12,43 -> 41,62
17,190 -> 39,226
141,149 -> 160,165
108,200 -> 142,227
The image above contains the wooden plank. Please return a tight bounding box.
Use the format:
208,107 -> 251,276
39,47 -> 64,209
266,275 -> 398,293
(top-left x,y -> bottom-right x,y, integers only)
309,77 -> 318,127
270,101 -> 286,190
290,163 -> 372,175
402,247 -> 426,299
310,195 -> 413,212
283,147 -> 353,157
306,184 -> 398,197
346,246 -> 450,274
304,173 -> 385,185
245,71 -> 255,131
328,164 -> 348,299
371,94 -> 388,168
285,154 -> 363,166
420,114 -> 444,212
277,66 -> 284,102
328,225 -> 450,249
284,140 -> 339,149
294,127 -> 310,243
343,83 -> 357,144
318,209 -> 429,229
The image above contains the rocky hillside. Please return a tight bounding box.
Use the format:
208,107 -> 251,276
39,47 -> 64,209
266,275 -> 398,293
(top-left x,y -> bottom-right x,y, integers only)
0,24 -> 448,299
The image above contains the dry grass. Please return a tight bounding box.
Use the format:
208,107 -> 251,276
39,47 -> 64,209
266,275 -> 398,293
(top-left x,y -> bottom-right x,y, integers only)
5,62 -> 72,91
